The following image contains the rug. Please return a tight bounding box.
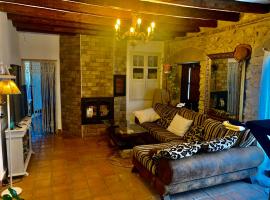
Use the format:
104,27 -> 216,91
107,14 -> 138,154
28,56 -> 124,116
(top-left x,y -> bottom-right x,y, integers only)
108,150 -> 133,168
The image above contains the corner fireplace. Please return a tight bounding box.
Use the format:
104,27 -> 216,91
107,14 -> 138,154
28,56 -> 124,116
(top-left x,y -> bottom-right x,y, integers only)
81,97 -> 114,124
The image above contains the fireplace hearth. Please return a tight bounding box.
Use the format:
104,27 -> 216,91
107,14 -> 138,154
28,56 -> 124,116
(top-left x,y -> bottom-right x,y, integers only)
81,97 -> 114,124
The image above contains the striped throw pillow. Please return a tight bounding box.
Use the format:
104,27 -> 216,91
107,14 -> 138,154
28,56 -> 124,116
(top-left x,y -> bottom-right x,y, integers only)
203,118 -> 227,141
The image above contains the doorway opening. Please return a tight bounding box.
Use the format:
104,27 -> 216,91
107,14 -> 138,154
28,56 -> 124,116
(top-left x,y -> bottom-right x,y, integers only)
23,60 -> 56,138
180,63 -> 200,112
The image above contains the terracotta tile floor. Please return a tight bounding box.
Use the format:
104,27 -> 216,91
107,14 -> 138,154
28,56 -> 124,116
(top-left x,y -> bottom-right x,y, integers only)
1,133 -> 268,200
2,134 -> 160,200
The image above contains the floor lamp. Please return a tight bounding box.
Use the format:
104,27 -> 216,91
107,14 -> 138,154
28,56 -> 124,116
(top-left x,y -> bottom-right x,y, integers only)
0,80 -> 21,197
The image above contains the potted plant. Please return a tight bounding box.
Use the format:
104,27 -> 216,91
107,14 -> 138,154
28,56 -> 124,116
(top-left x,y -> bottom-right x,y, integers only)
2,188 -> 23,200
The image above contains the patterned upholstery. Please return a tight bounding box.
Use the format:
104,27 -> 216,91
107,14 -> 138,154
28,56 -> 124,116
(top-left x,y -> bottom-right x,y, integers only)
141,122 -> 184,142
203,119 -> 227,141
178,108 -> 207,126
183,126 -> 204,142
224,128 -> 256,147
154,103 -> 181,128
133,141 -> 179,175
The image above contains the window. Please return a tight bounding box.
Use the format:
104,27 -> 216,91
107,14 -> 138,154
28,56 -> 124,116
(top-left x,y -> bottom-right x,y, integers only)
130,53 -> 160,100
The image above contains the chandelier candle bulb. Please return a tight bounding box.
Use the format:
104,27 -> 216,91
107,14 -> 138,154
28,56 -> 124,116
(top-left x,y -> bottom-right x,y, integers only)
137,18 -> 142,25
137,18 -> 142,29
116,19 -> 121,25
130,27 -> 135,34
147,27 -> 152,36
114,17 -> 155,41
115,24 -> 119,31
151,22 -> 155,30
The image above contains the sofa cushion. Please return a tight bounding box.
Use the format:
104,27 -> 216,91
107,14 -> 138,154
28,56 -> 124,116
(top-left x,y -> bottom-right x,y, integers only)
153,141 -> 202,160
140,122 -> 184,142
183,126 -> 204,142
133,142 -> 179,175
202,135 -> 238,152
203,119 -> 227,141
224,129 -> 255,147
134,108 -> 160,124
167,114 -> 193,137
178,108 -> 207,126
157,146 -> 264,185
154,103 -> 180,128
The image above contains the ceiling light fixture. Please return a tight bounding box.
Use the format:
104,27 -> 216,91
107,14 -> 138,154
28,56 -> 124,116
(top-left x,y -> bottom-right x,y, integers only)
114,16 -> 155,41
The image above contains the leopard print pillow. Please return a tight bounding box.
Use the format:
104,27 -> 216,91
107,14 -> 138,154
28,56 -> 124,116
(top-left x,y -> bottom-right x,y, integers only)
152,141 -> 202,160
202,135 -> 238,152
183,126 -> 204,142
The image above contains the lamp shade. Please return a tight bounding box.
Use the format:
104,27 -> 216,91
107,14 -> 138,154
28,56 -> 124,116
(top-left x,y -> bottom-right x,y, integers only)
0,80 -> 21,95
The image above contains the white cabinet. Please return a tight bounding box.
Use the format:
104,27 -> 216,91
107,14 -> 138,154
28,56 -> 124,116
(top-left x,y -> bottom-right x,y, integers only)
5,117 -> 32,177
130,53 -> 160,100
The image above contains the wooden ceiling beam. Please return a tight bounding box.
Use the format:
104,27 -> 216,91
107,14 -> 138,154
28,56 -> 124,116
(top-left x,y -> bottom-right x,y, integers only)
1,1 -> 218,27
15,26 -> 185,40
7,14 -> 113,32
13,22 -> 114,36
71,0 -> 240,21
0,2 -> 120,26
2,0 -> 132,19
13,20 -> 188,38
152,0 -> 269,14
0,1 -> 217,29
16,28 -> 76,36
7,14 -> 201,33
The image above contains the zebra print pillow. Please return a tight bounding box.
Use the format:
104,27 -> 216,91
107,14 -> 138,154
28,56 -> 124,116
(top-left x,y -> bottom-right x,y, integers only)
152,141 -> 202,160
202,135 -> 238,152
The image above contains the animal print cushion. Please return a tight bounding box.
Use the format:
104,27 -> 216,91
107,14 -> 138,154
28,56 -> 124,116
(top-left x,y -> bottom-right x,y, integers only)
152,141 -> 202,160
183,126 -> 204,142
202,135 -> 238,152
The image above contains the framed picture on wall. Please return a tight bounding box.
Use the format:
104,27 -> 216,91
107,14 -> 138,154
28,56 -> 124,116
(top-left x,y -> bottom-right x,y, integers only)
114,75 -> 126,97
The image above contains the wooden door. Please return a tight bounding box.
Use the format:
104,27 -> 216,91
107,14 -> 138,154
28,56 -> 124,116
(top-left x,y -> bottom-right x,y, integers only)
180,63 -> 200,111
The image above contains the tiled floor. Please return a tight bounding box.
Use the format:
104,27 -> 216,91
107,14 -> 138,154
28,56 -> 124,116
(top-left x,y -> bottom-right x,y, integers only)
3,134 -> 160,200
1,132 -> 269,200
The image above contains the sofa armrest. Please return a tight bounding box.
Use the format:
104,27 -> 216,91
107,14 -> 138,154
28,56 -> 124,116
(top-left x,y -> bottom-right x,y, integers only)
157,146 -> 264,185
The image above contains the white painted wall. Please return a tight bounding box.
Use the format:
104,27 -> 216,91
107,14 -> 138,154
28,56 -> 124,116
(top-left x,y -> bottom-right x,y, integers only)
18,32 -> 62,130
126,41 -> 164,122
0,12 -> 21,181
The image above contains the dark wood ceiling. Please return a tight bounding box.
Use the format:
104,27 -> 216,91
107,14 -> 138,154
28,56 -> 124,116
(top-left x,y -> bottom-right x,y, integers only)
0,0 -> 269,40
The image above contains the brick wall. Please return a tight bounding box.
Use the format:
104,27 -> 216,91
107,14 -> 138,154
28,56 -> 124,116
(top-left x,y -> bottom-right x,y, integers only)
60,34 -> 127,136
113,40 -> 127,125
165,13 -> 270,121
60,35 -> 81,136
81,35 -> 114,97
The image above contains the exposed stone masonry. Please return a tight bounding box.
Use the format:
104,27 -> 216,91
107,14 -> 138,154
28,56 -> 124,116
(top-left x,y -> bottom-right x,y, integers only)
81,35 -> 114,97
60,35 -> 81,136
166,13 -> 270,121
60,34 -> 127,137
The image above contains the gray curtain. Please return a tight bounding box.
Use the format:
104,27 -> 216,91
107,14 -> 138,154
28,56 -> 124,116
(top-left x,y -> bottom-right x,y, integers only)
40,61 -> 56,134
227,61 -> 240,116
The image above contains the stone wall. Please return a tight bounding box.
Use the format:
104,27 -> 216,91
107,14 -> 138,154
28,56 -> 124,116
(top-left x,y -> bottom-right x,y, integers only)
60,34 -> 127,137
166,13 -> 270,121
81,35 -> 114,97
113,40 -> 127,125
60,35 -> 81,136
